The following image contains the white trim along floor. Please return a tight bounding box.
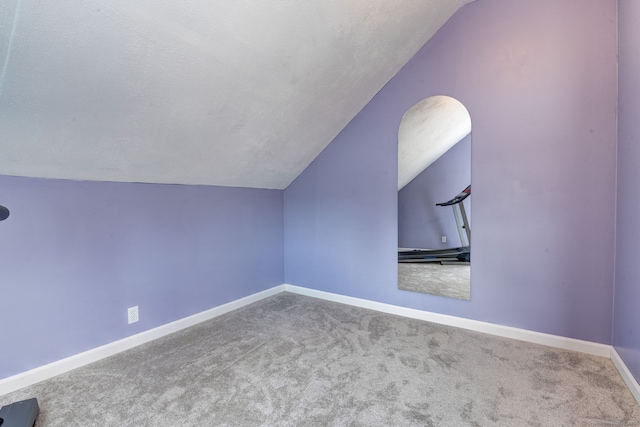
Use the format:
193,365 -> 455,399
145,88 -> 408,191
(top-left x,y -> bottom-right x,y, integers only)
1,284 -> 639,404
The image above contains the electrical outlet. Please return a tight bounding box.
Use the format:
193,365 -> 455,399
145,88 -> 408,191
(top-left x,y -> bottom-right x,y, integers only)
442,235 -> 447,243
128,306 -> 139,324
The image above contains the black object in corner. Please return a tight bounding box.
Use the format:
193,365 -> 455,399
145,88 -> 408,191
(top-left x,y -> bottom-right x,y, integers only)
0,398 -> 39,427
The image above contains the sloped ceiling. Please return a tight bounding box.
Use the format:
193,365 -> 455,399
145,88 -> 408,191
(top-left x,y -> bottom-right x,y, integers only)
398,96 -> 471,191
0,0 -> 474,190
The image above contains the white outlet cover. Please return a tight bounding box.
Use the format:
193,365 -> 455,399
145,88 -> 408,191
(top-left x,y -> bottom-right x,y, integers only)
128,306 -> 139,324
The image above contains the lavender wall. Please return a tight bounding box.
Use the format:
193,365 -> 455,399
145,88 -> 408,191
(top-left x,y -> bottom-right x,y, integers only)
0,175 -> 284,379
398,134 -> 471,249
285,0 -> 617,343
614,0 -> 640,383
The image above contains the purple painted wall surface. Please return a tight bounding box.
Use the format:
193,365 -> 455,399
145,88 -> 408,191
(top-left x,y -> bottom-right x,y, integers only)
285,0 -> 617,343
614,0 -> 640,383
0,176 -> 284,379
398,134 -> 471,249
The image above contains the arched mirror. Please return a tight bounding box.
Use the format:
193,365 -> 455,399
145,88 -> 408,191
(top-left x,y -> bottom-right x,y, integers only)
397,95 -> 471,300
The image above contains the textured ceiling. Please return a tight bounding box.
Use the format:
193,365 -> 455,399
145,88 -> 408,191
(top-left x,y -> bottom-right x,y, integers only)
0,0 -> 474,189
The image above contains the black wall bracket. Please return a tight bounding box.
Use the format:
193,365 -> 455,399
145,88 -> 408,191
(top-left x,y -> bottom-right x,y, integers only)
0,205 -> 9,221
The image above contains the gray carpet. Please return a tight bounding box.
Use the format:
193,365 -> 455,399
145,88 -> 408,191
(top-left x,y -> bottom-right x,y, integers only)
1,293 -> 638,426
398,263 -> 470,300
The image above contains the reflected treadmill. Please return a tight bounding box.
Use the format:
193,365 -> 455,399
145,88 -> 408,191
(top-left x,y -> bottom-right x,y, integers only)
398,185 -> 471,265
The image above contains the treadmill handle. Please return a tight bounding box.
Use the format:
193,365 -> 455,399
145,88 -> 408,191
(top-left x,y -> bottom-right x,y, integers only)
436,185 -> 471,207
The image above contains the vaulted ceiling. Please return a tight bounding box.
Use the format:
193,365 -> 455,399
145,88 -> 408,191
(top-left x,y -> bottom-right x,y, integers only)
0,0 -> 474,189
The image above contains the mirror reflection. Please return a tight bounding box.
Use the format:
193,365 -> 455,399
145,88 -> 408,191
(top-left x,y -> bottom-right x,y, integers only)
397,96 -> 471,300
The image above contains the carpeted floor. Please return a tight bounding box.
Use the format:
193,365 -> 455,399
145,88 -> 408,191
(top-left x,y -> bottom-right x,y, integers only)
1,293 -> 638,426
398,262 -> 470,300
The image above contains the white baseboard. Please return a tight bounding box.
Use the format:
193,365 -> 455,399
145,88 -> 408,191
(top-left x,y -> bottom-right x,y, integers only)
611,348 -> 640,405
3,283 -> 638,406
0,285 -> 286,396
284,284 -> 612,358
